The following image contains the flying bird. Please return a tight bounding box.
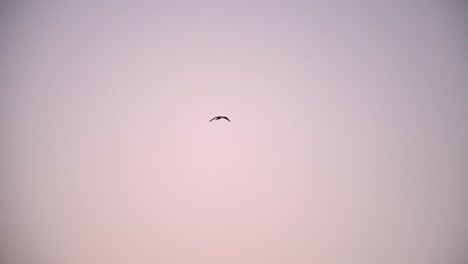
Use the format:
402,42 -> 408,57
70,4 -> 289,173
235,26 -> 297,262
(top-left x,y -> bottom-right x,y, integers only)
209,116 -> 231,122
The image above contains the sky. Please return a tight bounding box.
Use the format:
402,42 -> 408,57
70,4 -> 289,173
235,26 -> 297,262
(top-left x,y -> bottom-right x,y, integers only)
1,1 -> 468,264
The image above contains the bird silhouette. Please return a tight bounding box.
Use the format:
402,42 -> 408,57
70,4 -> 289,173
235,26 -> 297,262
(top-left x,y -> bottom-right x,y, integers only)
209,116 -> 231,122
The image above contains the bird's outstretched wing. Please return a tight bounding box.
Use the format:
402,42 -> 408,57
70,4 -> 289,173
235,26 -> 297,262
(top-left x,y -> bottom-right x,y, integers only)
209,117 -> 216,122
222,116 -> 231,122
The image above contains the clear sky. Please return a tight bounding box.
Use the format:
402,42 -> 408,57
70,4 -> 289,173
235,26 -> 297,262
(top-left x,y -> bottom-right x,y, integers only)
2,1 -> 468,264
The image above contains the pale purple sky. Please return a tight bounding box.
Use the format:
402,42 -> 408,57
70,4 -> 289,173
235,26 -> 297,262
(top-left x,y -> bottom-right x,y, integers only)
2,1 -> 468,264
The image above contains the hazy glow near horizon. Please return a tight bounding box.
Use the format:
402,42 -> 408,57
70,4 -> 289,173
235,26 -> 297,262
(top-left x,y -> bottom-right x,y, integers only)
2,1 -> 468,264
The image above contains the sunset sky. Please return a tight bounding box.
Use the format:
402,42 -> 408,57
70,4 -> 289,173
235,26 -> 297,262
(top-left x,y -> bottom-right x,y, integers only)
2,1 -> 468,264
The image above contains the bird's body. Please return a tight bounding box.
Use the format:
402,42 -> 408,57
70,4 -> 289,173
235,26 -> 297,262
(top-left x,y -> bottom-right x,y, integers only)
209,116 -> 230,122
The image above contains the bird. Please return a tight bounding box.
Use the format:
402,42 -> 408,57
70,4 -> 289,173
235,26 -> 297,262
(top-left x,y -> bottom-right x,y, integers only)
209,116 -> 231,122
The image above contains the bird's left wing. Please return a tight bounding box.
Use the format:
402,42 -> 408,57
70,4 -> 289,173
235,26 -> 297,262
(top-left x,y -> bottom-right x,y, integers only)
222,116 -> 231,122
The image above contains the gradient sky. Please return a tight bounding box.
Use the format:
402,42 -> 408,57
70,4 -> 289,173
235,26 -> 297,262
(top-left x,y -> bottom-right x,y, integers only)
2,1 -> 468,264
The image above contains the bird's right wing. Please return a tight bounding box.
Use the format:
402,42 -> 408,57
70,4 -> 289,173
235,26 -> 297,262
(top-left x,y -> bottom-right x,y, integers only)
209,117 -> 216,122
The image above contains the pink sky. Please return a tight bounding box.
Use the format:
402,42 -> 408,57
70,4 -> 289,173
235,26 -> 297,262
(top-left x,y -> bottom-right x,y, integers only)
2,1 -> 468,264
